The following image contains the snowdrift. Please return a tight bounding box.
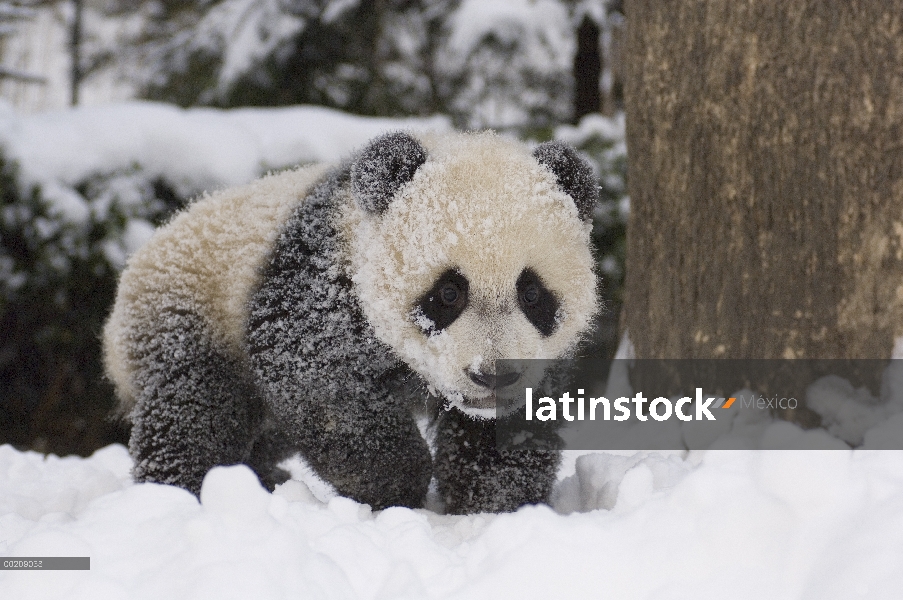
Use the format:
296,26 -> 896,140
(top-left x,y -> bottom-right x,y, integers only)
2,441 -> 903,599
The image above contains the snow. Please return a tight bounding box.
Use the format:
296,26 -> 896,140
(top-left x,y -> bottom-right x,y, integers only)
445,0 -> 570,61
10,346 -> 902,596
0,101 -> 450,203
198,0 -> 305,93
3,443 -> 903,599
555,112 -> 627,167
439,0 -> 574,130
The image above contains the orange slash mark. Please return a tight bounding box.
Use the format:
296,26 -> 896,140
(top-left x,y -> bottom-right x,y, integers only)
722,397 -> 736,409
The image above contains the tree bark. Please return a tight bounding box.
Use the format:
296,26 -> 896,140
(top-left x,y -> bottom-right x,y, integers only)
623,0 -> 903,359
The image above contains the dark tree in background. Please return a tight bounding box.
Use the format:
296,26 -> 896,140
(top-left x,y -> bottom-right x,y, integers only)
573,15 -> 601,122
623,0 -> 903,360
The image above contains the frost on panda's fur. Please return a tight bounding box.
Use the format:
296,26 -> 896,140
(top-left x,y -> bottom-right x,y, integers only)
351,131 -> 427,214
103,164 -> 329,411
532,141 -> 598,221
246,164 -> 433,509
104,131 -> 599,513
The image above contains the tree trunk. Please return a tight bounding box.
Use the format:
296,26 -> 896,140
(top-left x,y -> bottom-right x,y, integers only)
70,0 -> 83,106
623,0 -> 903,360
573,15 -> 602,122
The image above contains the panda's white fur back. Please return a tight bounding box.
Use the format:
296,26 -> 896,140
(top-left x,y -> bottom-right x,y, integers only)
103,163 -> 329,411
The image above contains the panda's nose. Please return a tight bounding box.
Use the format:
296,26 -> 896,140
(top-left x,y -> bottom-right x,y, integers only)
468,370 -> 521,389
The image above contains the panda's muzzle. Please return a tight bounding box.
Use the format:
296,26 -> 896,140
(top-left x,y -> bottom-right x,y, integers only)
467,370 -> 521,390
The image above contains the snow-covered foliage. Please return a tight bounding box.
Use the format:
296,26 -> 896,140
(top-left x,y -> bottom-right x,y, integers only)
104,0 -> 305,105
438,0 -> 574,130
98,0 -> 438,112
78,0 -> 616,132
0,0 -> 627,129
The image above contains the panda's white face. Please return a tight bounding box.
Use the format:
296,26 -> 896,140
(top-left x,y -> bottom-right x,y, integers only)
341,132 -> 598,418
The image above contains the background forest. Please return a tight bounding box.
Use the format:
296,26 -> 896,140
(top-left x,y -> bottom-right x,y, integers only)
0,0 -> 629,456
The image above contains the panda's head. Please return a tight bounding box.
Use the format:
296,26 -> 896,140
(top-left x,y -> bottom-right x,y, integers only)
341,131 -> 599,418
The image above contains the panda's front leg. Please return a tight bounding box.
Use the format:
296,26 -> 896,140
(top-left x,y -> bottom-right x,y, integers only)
433,407 -> 561,514
272,391 -> 433,510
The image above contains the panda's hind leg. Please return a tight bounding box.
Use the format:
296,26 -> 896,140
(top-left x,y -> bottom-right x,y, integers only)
127,309 -> 270,495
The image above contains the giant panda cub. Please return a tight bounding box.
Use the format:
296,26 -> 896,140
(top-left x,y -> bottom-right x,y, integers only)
103,131 -> 599,514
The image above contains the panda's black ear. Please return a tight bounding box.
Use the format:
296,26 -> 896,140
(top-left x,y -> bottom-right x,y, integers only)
351,132 -> 427,214
532,141 -> 597,221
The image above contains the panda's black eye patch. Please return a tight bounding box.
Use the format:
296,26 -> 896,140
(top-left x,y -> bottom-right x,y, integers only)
415,269 -> 469,333
517,268 -> 559,337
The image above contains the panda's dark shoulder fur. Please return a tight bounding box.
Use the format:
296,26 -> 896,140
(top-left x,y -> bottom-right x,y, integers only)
245,152 -> 429,420
247,131 -> 443,406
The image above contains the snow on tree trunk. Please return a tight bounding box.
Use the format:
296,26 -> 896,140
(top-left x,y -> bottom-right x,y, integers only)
623,0 -> 903,360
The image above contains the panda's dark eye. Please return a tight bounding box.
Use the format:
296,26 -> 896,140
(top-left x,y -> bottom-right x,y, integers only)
521,284 -> 539,306
516,268 -> 559,337
414,269 -> 469,333
440,283 -> 460,305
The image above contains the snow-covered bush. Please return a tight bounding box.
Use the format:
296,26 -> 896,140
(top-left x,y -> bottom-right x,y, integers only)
103,0 -> 452,115
96,0 -> 611,133
437,0 -> 574,131
0,157 -> 177,456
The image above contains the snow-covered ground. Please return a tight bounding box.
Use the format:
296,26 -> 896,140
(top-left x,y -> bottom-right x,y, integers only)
2,443 -> 903,599
6,361 -> 903,598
